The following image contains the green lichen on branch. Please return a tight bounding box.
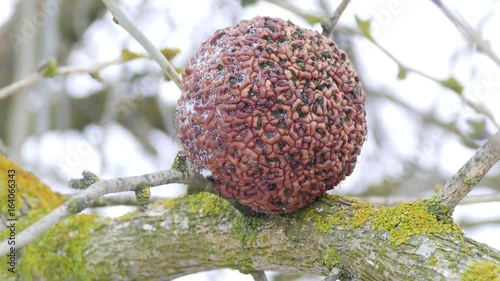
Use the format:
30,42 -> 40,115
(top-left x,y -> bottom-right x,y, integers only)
41,59 -> 58,77
0,156 -> 105,280
135,184 -> 151,211
463,175 -> 481,187
423,195 -> 452,222
323,249 -> 341,269
427,255 -> 438,266
460,260 -> 500,281
68,199 -> 86,214
171,152 -> 188,172
68,170 -> 100,190
0,155 -> 65,221
232,213 -> 265,245
19,214 -> 103,281
373,200 -> 461,245
180,192 -> 232,216
304,196 -> 462,246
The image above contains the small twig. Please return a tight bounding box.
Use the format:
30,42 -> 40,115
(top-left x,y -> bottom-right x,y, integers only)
264,0 -> 355,38
0,169 -> 185,256
265,0 -> 307,18
250,271 -> 268,281
457,218 -> 500,229
101,0 -> 182,89
321,0 -> 351,38
368,38 -> 499,129
0,58 -> 121,100
430,0 -> 500,67
368,88 -> 479,148
437,131 -> 500,212
92,194 -> 164,208
356,194 -> 500,207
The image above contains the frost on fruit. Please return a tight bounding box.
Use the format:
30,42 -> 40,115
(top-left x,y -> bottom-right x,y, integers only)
176,16 -> 367,214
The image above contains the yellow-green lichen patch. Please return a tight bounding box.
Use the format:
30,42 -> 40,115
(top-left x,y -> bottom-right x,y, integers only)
302,196 -> 462,246
427,255 -> 438,266
181,192 -> 233,216
19,214 -> 103,281
370,200 -> 462,246
257,233 -> 269,245
135,184 -> 151,210
463,176 -> 481,187
302,207 -> 347,233
460,260 -> 500,281
302,194 -> 375,232
231,213 -> 265,245
351,204 -> 377,227
323,248 -> 341,269
171,154 -> 183,170
424,195 -> 452,222
0,155 -> 64,222
160,197 -> 181,210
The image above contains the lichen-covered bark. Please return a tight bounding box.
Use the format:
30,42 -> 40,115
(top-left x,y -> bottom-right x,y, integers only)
79,194 -> 500,281
1,155 -> 500,281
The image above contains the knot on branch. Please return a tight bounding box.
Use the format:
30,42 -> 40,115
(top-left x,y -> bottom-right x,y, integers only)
69,170 -> 100,190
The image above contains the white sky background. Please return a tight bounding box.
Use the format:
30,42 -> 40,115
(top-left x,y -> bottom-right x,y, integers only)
1,0 -> 500,280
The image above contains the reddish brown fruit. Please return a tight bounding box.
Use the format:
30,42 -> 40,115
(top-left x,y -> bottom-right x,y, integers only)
177,16 -> 367,214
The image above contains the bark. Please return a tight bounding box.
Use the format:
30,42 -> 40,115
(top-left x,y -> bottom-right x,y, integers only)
1,157 -> 499,281
82,195 -> 500,281
3,194 -> 500,280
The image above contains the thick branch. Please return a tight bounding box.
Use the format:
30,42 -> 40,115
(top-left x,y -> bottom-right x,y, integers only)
438,131 -> 500,211
2,154 -> 500,280
10,193 -> 500,280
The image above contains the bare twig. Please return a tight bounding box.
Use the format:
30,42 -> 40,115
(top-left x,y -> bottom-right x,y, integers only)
265,0 -> 308,18
356,193 -> 500,207
250,271 -> 268,281
457,218 -> 500,229
92,194 -> 165,208
101,0 -> 182,89
0,169 -> 185,256
0,58 -> 121,100
367,38 -> 499,129
321,0 -> 351,38
430,0 -> 500,67
437,131 -> 500,212
264,0 -> 356,38
367,88 -> 479,148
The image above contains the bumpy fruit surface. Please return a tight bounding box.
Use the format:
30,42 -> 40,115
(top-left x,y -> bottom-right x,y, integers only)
176,16 -> 367,214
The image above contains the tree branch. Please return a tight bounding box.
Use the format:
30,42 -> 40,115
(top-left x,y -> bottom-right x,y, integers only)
0,58 -> 121,100
91,194 -> 165,208
92,192 -> 500,208
250,271 -> 269,281
2,153 -> 500,280
101,0 -> 182,89
430,0 -> 500,67
10,193 -> 500,280
437,131 -> 500,212
367,87 -> 479,148
321,0 -> 351,38
356,193 -> 500,207
0,169 -> 186,256
358,25 -> 499,129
